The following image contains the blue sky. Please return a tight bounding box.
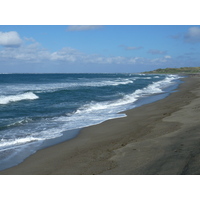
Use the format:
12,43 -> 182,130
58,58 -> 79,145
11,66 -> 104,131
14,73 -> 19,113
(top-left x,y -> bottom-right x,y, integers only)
0,25 -> 200,73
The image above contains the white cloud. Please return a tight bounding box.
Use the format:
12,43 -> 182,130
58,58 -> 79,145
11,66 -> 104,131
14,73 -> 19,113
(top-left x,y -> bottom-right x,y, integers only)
67,25 -> 103,31
0,41 -> 146,66
0,41 -> 51,62
150,55 -> 172,64
0,31 -> 22,47
103,56 -> 126,64
128,57 -> 142,64
50,47 -> 86,62
0,37 -> 175,71
184,27 -> 200,43
164,55 -> 171,59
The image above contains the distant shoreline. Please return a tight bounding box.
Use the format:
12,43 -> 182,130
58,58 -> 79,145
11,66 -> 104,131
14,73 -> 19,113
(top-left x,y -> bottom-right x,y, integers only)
143,66 -> 200,74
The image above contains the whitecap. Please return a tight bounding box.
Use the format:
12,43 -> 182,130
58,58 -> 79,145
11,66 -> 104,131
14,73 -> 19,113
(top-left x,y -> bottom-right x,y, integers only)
0,92 -> 39,105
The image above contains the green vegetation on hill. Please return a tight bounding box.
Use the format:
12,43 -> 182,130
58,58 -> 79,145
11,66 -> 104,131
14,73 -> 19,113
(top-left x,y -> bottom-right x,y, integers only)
144,67 -> 200,74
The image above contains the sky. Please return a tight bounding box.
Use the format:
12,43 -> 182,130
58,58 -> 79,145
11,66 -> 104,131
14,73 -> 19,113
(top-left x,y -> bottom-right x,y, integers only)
0,25 -> 200,73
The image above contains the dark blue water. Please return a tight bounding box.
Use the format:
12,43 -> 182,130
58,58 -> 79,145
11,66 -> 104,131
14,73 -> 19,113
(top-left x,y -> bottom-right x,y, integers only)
0,73 -> 182,170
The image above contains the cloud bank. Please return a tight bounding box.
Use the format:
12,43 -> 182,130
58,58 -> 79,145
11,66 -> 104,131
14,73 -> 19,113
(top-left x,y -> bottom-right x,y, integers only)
0,38 -> 174,70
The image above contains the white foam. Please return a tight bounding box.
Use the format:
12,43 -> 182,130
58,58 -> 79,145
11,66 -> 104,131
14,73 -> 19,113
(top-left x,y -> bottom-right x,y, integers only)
0,137 -> 43,151
73,75 -> 179,116
0,78 -> 134,95
0,74 -> 181,152
7,118 -> 33,127
0,92 -> 39,105
141,77 -> 152,79
0,122 -> 65,151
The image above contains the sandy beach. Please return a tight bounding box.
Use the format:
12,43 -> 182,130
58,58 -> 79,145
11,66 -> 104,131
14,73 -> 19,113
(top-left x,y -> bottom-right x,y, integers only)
1,75 -> 200,175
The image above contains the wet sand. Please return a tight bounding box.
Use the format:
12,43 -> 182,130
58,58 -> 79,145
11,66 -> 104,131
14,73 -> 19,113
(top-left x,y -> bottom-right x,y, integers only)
1,75 -> 200,175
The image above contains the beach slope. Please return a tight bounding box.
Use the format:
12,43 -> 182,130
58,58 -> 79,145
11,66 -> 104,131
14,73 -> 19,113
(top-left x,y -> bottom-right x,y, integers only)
1,75 -> 200,175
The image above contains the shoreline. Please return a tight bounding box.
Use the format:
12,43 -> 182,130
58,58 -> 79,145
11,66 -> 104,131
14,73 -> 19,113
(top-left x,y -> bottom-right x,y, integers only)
0,78 -> 178,171
1,75 -> 200,174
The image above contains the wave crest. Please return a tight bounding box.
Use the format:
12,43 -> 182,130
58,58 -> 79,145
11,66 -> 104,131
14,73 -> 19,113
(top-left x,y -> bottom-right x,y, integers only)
0,92 -> 39,105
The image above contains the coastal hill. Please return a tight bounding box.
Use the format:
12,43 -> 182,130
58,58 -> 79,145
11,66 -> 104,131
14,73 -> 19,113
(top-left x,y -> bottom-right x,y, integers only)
144,67 -> 200,74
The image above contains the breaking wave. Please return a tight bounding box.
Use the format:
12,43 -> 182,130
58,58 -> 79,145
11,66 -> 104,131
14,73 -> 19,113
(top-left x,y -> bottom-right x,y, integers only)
0,92 -> 39,105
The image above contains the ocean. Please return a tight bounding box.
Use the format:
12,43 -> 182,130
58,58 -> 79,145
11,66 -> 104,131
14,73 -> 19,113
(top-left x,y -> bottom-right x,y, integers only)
0,73 -> 182,170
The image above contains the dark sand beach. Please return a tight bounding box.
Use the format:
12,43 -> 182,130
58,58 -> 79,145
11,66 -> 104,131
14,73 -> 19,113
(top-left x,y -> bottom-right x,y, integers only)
1,75 -> 200,175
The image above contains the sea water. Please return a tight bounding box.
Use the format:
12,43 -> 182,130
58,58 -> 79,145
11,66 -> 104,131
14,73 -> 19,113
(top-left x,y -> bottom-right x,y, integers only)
0,73 -> 182,170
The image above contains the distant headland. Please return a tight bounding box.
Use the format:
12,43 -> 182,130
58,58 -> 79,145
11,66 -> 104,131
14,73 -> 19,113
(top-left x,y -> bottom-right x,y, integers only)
144,67 -> 200,74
